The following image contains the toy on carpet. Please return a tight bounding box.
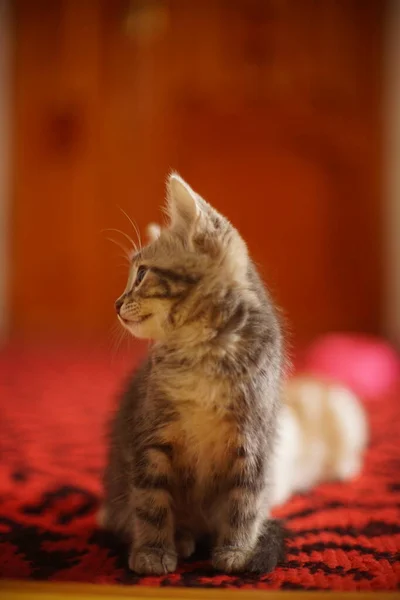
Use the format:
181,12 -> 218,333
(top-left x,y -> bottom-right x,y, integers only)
302,333 -> 400,400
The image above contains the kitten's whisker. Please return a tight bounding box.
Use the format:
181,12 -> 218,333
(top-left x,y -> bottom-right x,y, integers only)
118,206 -> 142,252
105,237 -> 131,260
116,253 -> 132,265
109,323 -> 129,363
113,330 -> 126,358
108,321 -> 121,342
118,205 -> 136,231
101,228 -> 137,254
133,221 -> 142,252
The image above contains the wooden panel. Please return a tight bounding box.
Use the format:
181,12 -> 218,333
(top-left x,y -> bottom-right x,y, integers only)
0,579 -> 396,600
10,0 -> 384,343
11,0 -> 104,337
1,579 -> 396,599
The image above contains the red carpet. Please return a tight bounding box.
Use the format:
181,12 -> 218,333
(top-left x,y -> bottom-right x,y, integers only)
0,344 -> 399,590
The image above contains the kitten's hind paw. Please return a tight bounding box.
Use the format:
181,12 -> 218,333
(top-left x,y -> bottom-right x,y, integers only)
129,546 -> 177,575
212,520 -> 286,574
245,519 -> 286,574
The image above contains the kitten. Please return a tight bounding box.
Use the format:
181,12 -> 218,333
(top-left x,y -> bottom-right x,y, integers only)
100,173 -> 286,575
271,376 -> 368,507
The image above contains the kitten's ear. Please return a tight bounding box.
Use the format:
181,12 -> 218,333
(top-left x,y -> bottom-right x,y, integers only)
146,222 -> 161,243
166,173 -> 200,235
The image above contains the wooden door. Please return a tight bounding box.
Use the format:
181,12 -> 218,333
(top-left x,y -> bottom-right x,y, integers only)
10,0 -> 384,344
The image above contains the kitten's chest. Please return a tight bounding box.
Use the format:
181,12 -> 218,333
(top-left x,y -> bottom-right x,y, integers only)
160,377 -> 238,486
182,403 -> 234,457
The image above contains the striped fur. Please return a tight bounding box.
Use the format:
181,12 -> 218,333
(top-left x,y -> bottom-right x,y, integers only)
101,173 -> 285,575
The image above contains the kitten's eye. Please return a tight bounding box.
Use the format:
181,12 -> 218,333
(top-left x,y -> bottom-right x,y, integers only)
135,266 -> 147,286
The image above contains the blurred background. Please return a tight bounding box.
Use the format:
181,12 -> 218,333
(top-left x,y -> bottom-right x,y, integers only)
0,0 -> 399,349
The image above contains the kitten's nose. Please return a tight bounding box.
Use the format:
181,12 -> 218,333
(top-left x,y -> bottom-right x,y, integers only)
115,297 -> 124,314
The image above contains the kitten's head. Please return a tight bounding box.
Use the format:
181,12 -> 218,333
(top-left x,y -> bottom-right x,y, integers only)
115,173 -> 250,343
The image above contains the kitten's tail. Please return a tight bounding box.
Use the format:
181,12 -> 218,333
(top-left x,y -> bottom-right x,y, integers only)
245,519 -> 286,573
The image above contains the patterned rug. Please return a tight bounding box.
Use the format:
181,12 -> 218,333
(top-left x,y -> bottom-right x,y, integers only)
0,345 -> 399,590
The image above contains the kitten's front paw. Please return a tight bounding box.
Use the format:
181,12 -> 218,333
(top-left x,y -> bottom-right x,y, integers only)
129,546 -> 177,575
212,546 -> 248,573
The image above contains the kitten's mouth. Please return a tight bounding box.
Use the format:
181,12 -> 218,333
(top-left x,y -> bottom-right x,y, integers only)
118,314 -> 152,326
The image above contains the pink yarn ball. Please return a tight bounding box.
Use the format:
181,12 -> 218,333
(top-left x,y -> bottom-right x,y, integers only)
303,334 -> 400,399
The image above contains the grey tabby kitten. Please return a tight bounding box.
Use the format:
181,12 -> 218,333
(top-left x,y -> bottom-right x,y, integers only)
100,174 -> 285,575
